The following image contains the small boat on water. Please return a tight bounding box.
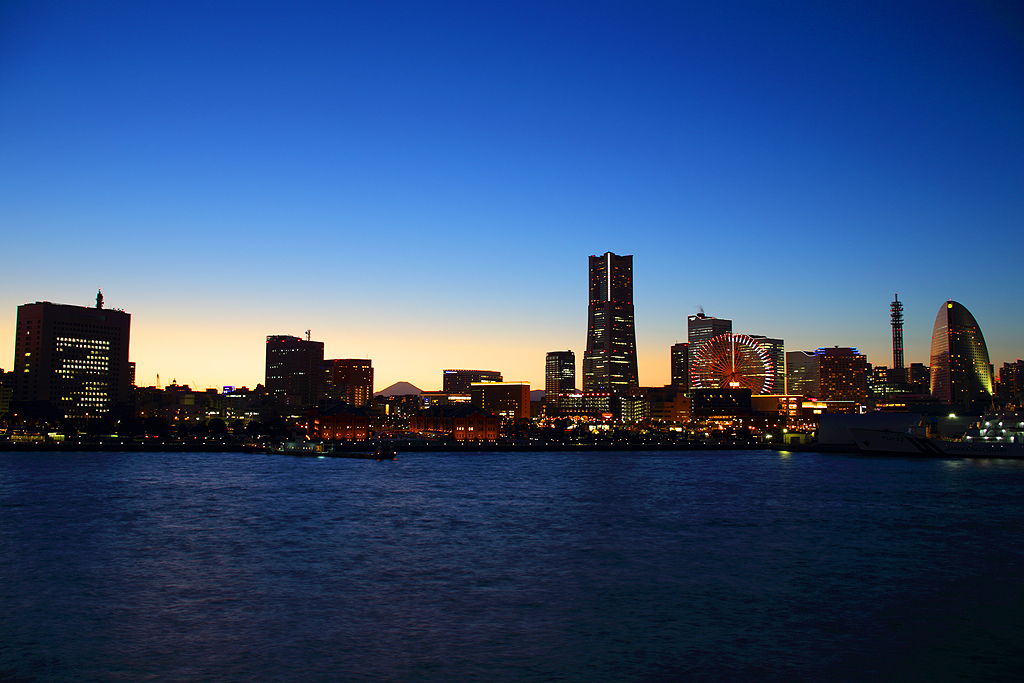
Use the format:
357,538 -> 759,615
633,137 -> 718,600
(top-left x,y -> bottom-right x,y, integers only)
269,441 -> 396,460
851,414 -> 1024,458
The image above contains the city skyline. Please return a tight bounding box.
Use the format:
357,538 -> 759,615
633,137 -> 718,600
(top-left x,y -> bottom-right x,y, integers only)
2,1 -> 1022,392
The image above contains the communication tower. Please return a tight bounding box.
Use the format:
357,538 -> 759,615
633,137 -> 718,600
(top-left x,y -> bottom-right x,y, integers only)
891,294 -> 904,375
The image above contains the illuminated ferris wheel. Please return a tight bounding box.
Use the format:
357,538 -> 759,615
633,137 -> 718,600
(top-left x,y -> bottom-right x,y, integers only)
691,333 -> 774,394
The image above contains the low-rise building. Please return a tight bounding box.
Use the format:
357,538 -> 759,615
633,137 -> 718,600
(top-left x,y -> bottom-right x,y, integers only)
410,404 -> 500,441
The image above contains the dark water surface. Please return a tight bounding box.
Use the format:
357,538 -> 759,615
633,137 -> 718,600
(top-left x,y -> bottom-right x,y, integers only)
2,450 -> 1023,682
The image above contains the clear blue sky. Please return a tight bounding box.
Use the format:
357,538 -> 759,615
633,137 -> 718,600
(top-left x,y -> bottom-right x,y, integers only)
2,0 -> 1022,392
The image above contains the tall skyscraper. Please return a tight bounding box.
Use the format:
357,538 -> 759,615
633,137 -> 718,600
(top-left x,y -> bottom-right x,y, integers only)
324,359 -> 373,407
12,296 -> 131,418
929,300 -> 992,410
670,342 -> 689,390
545,351 -> 576,399
583,252 -> 638,394
265,334 -> 324,407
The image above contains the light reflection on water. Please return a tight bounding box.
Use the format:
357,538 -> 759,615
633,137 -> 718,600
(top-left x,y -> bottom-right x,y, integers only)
1,450 -> 1023,682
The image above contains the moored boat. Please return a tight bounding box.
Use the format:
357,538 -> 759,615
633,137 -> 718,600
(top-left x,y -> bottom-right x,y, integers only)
850,427 -> 1024,458
269,441 -> 396,460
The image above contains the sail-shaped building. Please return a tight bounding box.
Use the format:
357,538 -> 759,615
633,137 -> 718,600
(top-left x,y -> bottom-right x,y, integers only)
929,300 -> 992,410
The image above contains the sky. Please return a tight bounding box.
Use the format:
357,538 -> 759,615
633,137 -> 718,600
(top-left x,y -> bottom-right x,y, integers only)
2,0 -> 1022,393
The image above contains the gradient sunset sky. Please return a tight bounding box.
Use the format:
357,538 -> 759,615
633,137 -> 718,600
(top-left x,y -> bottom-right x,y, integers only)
2,0 -> 1022,393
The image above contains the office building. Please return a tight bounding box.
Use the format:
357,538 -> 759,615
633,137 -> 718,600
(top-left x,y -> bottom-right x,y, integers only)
786,351 -> 820,398
818,347 -> 868,406
583,252 -> 638,394
324,359 -> 373,407
442,369 -> 502,394
929,300 -> 992,410
12,297 -> 131,418
750,335 -> 785,395
687,312 -> 732,349
670,342 -> 689,390
545,351 -> 575,413
265,334 -> 324,407
581,250 -> 634,393
908,362 -> 930,393
998,360 -> 1024,402
470,381 -> 531,420
545,351 -> 576,398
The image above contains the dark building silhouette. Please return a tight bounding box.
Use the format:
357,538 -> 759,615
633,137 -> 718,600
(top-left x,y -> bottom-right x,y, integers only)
324,359 -> 373,407
308,402 -> 370,441
786,350 -> 819,397
583,252 -> 638,394
929,300 -> 992,410
998,360 -> 1024,402
471,381 -> 531,420
12,297 -> 131,418
670,342 -> 689,390
410,404 -> 501,441
690,387 -> 752,419
442,369 -> 502,394
265,334 -> 324,407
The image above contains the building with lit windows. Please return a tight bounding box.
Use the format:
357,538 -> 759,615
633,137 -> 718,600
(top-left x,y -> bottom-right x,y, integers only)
265,335 -> 324,407
929,300 -> 992,410
670,342 -> 689,390
442,369 -> 502,394
12,297 -> 131,419
470,381 -> 531,420
687,312 -> 732,349
324,359 -> 373,407
997,360 -> 1024,403
545,351 -> 576,414
308,402 -> 370,441
545,351 -> 575,397
817,347 -> 869,406
750,335 -> 785,395
410,404 -> 501,441
786,351 -> 820,397
583,252 -> 638,394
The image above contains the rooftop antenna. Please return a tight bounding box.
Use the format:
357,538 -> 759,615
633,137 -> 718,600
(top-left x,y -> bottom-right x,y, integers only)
96,288 -> 104,309
305,329 -> 311,342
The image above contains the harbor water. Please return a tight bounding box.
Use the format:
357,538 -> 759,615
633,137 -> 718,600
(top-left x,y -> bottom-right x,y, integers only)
2,449 -> 1023,682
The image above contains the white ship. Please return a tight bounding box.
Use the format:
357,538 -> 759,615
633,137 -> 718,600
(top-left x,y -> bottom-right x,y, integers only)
851,414 -> 1024,458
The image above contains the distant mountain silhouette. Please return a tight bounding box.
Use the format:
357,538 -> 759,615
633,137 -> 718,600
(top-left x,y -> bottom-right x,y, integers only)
374,381 -> 422,397
530,389 -> 546,402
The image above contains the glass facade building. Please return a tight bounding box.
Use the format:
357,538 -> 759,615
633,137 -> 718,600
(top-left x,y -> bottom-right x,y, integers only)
583,252 -> 638,394
929,301 -> 992,410
545,351 -> 576,400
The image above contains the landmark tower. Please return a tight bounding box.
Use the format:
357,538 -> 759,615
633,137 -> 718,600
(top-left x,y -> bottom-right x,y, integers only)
583,252 -> 638,394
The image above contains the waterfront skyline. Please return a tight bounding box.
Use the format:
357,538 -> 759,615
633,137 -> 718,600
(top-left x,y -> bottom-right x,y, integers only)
2,1 -> 1022,392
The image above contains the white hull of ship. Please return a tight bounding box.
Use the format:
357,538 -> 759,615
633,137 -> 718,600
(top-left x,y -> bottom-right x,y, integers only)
850,429 -> 1024,458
